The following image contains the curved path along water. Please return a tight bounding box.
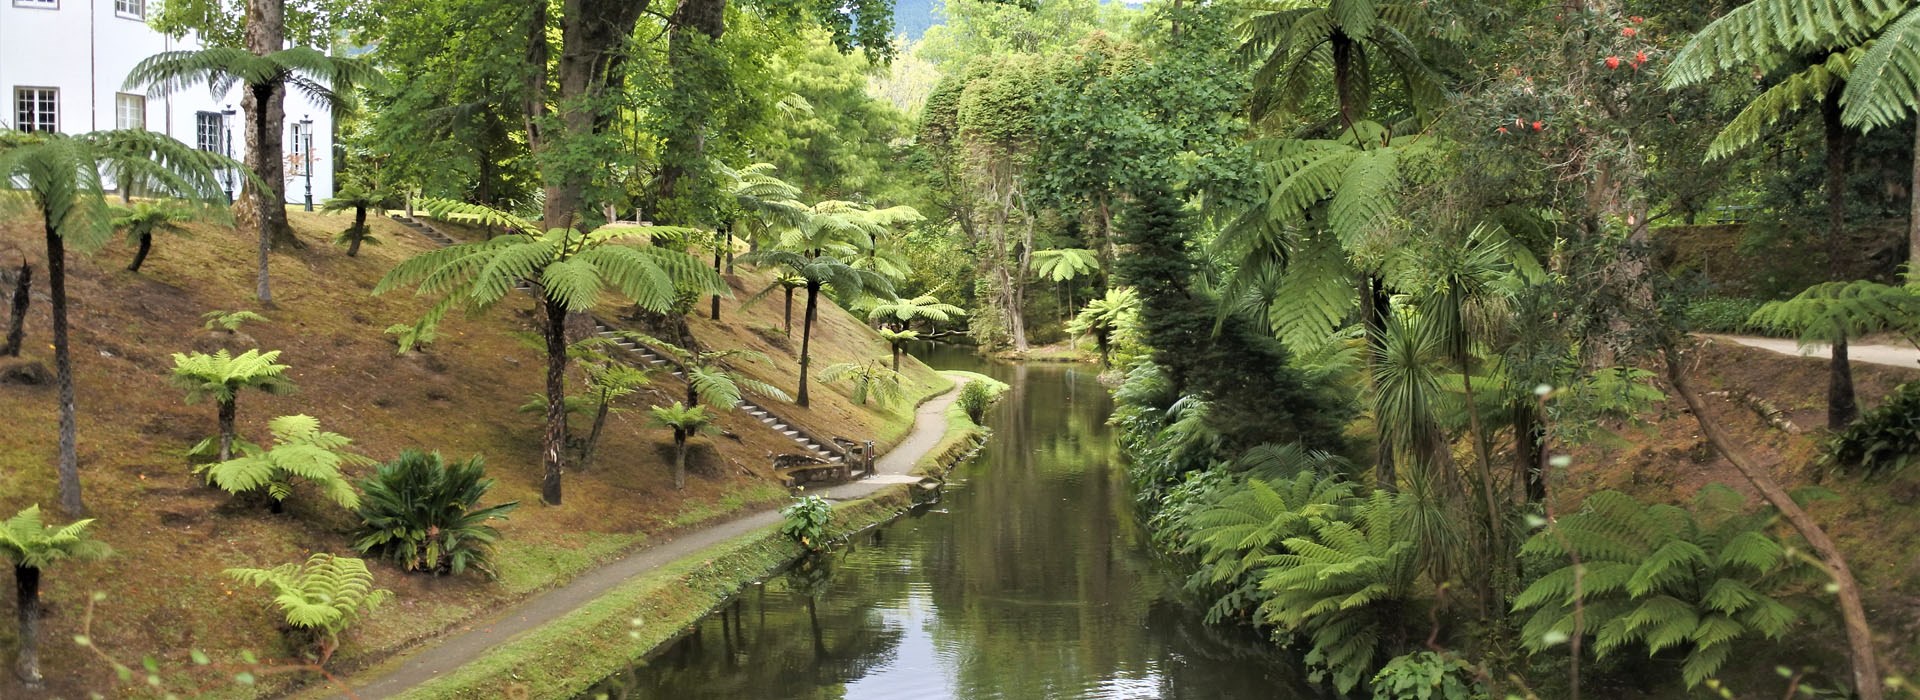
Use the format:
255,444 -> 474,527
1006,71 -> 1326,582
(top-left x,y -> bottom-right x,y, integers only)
339,381 -> 965,699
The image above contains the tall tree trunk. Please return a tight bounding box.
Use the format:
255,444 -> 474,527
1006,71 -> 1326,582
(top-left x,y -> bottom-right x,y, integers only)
656,0 -> 727,214
541,297 -> 570,505
347,205 -> 368,257
1664,351 -> 1882,700
2,260 -> 29,357
672,433 -> 689,489
1830,330 -> 1858,429
13,565 -> 41,685
1823,91 -> 1853,282
1514,401 -> 1546,503
237,0 -> 294,264
1909,118 -> 1920,274
579,400 -> 609,471
540,0 -> 650,229
798,282 -> 819,407
217,399 -> 238,462
783,287 -> 795,337
48,224 -> 83,516
127,233 -> 153,272
711,231 -> 723,320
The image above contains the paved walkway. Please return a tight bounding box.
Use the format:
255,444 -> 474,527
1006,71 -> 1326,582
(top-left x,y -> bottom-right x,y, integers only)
1705,334 -> 1920,369
341,380 -> 966,698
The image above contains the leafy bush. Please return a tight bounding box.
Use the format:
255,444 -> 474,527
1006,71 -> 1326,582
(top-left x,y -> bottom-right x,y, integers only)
226,553 -> 391,662
200,415 -> 372,511
780,495 -> 833,551
1825,381 -> 1920,475
1513,487 -> 1819,689
957,380 -> 995,424
1371,652 -> 1483,700
353,450 -> 519,577
1682,296 -> 1764,334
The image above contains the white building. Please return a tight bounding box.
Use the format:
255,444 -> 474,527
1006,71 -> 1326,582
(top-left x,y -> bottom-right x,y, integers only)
0,0 -> 334,205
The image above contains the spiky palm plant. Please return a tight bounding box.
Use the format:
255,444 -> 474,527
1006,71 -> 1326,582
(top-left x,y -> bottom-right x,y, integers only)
353,450 -> 519,577
202,414 -> 373,513
375,198 -> 723,505
819,359 -> 907,406
109,200 -> 197,272
126,47 -> 385,303
226,553 -> 391,664
649,402 -> 720,490
0,505 -> 108,684
170,349 -> 297,462
1514,488 -> 1822,689
1747,280 -> 1920,428
0,129 -> 234,515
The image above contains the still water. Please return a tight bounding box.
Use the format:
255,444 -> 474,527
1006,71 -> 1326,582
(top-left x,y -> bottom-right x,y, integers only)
583,346 -> 1308,699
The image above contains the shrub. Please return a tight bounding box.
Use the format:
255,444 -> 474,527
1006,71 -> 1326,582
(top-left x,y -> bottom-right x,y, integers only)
1683,296 -> 1764,334
1825,381 -> 1920,476
226,553 -> 391,663
200,415 -> 371,512
1371,652 -> 1483,700
780,495 -> 832,551
353,450 -> 519,577
957,380 -> 995,424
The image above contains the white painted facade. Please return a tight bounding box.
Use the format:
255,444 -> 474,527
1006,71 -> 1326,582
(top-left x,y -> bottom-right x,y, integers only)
0,0 -> 333,204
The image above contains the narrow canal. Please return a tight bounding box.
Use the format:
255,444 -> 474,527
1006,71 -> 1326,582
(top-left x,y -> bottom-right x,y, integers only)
582,346 -> 1308,699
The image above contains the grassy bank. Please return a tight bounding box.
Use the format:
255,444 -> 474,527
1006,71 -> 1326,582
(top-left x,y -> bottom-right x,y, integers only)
915,371 -> 1009,475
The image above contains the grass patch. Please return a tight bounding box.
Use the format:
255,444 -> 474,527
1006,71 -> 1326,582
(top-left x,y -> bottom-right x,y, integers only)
914,371 -> 1008,476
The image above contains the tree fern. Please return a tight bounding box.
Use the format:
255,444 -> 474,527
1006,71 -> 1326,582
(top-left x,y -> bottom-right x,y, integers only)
1514,488 -> 1821,688
226,553 -> 391,660
1030,248 -> 1101,282
1748,279 -> 1920,346
1664,0 -> 1894,88
202,415 -> 373,511
819,359 -> 907,406
1705,49 -> 1862,161
1256,490 -> 1420,693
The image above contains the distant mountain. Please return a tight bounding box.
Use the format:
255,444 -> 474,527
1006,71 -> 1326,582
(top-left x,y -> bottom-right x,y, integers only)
893,0 -> 942,41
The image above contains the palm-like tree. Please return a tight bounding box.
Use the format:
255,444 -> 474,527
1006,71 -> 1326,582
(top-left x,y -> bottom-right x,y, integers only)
126,46 -> 385,304
819,359 -> 907,406
867,294 -> 967,334
1066,287 -> 1140,366
0,505 -> 108,684
110,200 -> 197,272
565,337 -> 657,472
376,199 -> 723,505
649,402 -> 719,490
741,202 -> 904,408
169,349 -> 298,462
1238,0 -> 1444,129
321,175 -> 396,257
714,162 -> 808,321
0,129 -> 233,515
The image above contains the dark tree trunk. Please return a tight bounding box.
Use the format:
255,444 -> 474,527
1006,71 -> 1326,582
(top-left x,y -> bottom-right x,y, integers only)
687,377 -> 699,408
711,230 -> 723,320
542,297 -> 570,505
1830,330 -> 1858,429
13,565 -> 41,685
1822,90 -> 1854,281
890,345 -> 900,372
249,85 -> 278,306
798,282 -> 819,407
783,287 -> 795,338
347,205 -> 369,257
128,233 -> 153,272
579,399 -> 610,471
217,398 -> 238,462
2,260 -> 29,357
48,224 -> 83,516
1514,401 -> 1546,503
236,0 -> 295,265
672,432 -> 689,489
1331,31 -> 1358,132
655,0 -> 728,211
540,0 -> 651,229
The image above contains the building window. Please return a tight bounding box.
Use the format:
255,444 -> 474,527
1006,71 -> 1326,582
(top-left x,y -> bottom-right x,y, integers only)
114,0 -> 142,18
14,88 -> 57,133
115,93 -> 146,130
290,121 -> 310,175
195,112 -> 223,153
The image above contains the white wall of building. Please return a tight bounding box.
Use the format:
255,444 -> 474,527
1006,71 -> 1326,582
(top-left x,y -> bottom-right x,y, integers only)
0,0 -> 334,204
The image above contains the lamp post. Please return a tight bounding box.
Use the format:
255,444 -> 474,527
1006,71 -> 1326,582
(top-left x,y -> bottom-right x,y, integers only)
221,105 -> 236,204
300,115 -> 314,212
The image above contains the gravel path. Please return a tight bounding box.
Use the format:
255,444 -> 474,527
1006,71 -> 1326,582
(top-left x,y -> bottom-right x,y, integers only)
340,381 -> 965,699
1704,334 -> 1920,369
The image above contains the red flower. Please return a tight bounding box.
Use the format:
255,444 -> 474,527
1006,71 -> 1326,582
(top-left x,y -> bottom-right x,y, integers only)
1605,55 -> 1622,70
1497,126 -> 1510,135
1635,50 -> 1649,65
1622,27 -> 1638,37
1629,15 -> 1644,23
1532,121 -> 1544,131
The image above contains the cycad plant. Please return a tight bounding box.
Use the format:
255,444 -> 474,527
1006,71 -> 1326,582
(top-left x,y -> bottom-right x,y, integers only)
109,200 -> 197,272
0,505 -> 109,684
225,553 -> 391,663
1747,280 -> 1920,428
353,450 -> 519,577
650,402 -> 720,490
0,128 -> 234,515
170,349 -> 297,462
201,414 -> 372,513
1513,488 -> 1821,689
127,47 -> 385,302
376,198 -> 723,505
819,359 -> 906,406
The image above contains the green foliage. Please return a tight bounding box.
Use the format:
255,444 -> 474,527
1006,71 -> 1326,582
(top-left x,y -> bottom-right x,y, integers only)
201,415 -> 373,510
126,47 -> 385,116
867,294 -> 967,325
1513,488 -> 1821,689
1029,248 -> 1100,282
0,505 -> 108,570
1684,297 -> 1766,334
1825,381 -> 1920,475
384,300 -> 448,354
169,348 -> 295,406
957,380 -> 996,424
1747,280 -> 1920,346
109,200 -> 198,260
225,553 -> 392,656
779,495 -> 833,551
353,450 -> 519,578
650,402 -> 720,441
1370,652 -> 1484,700
1253,490 -> 1418,692
200,310 -> 270,333
818,359 -> 906,406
